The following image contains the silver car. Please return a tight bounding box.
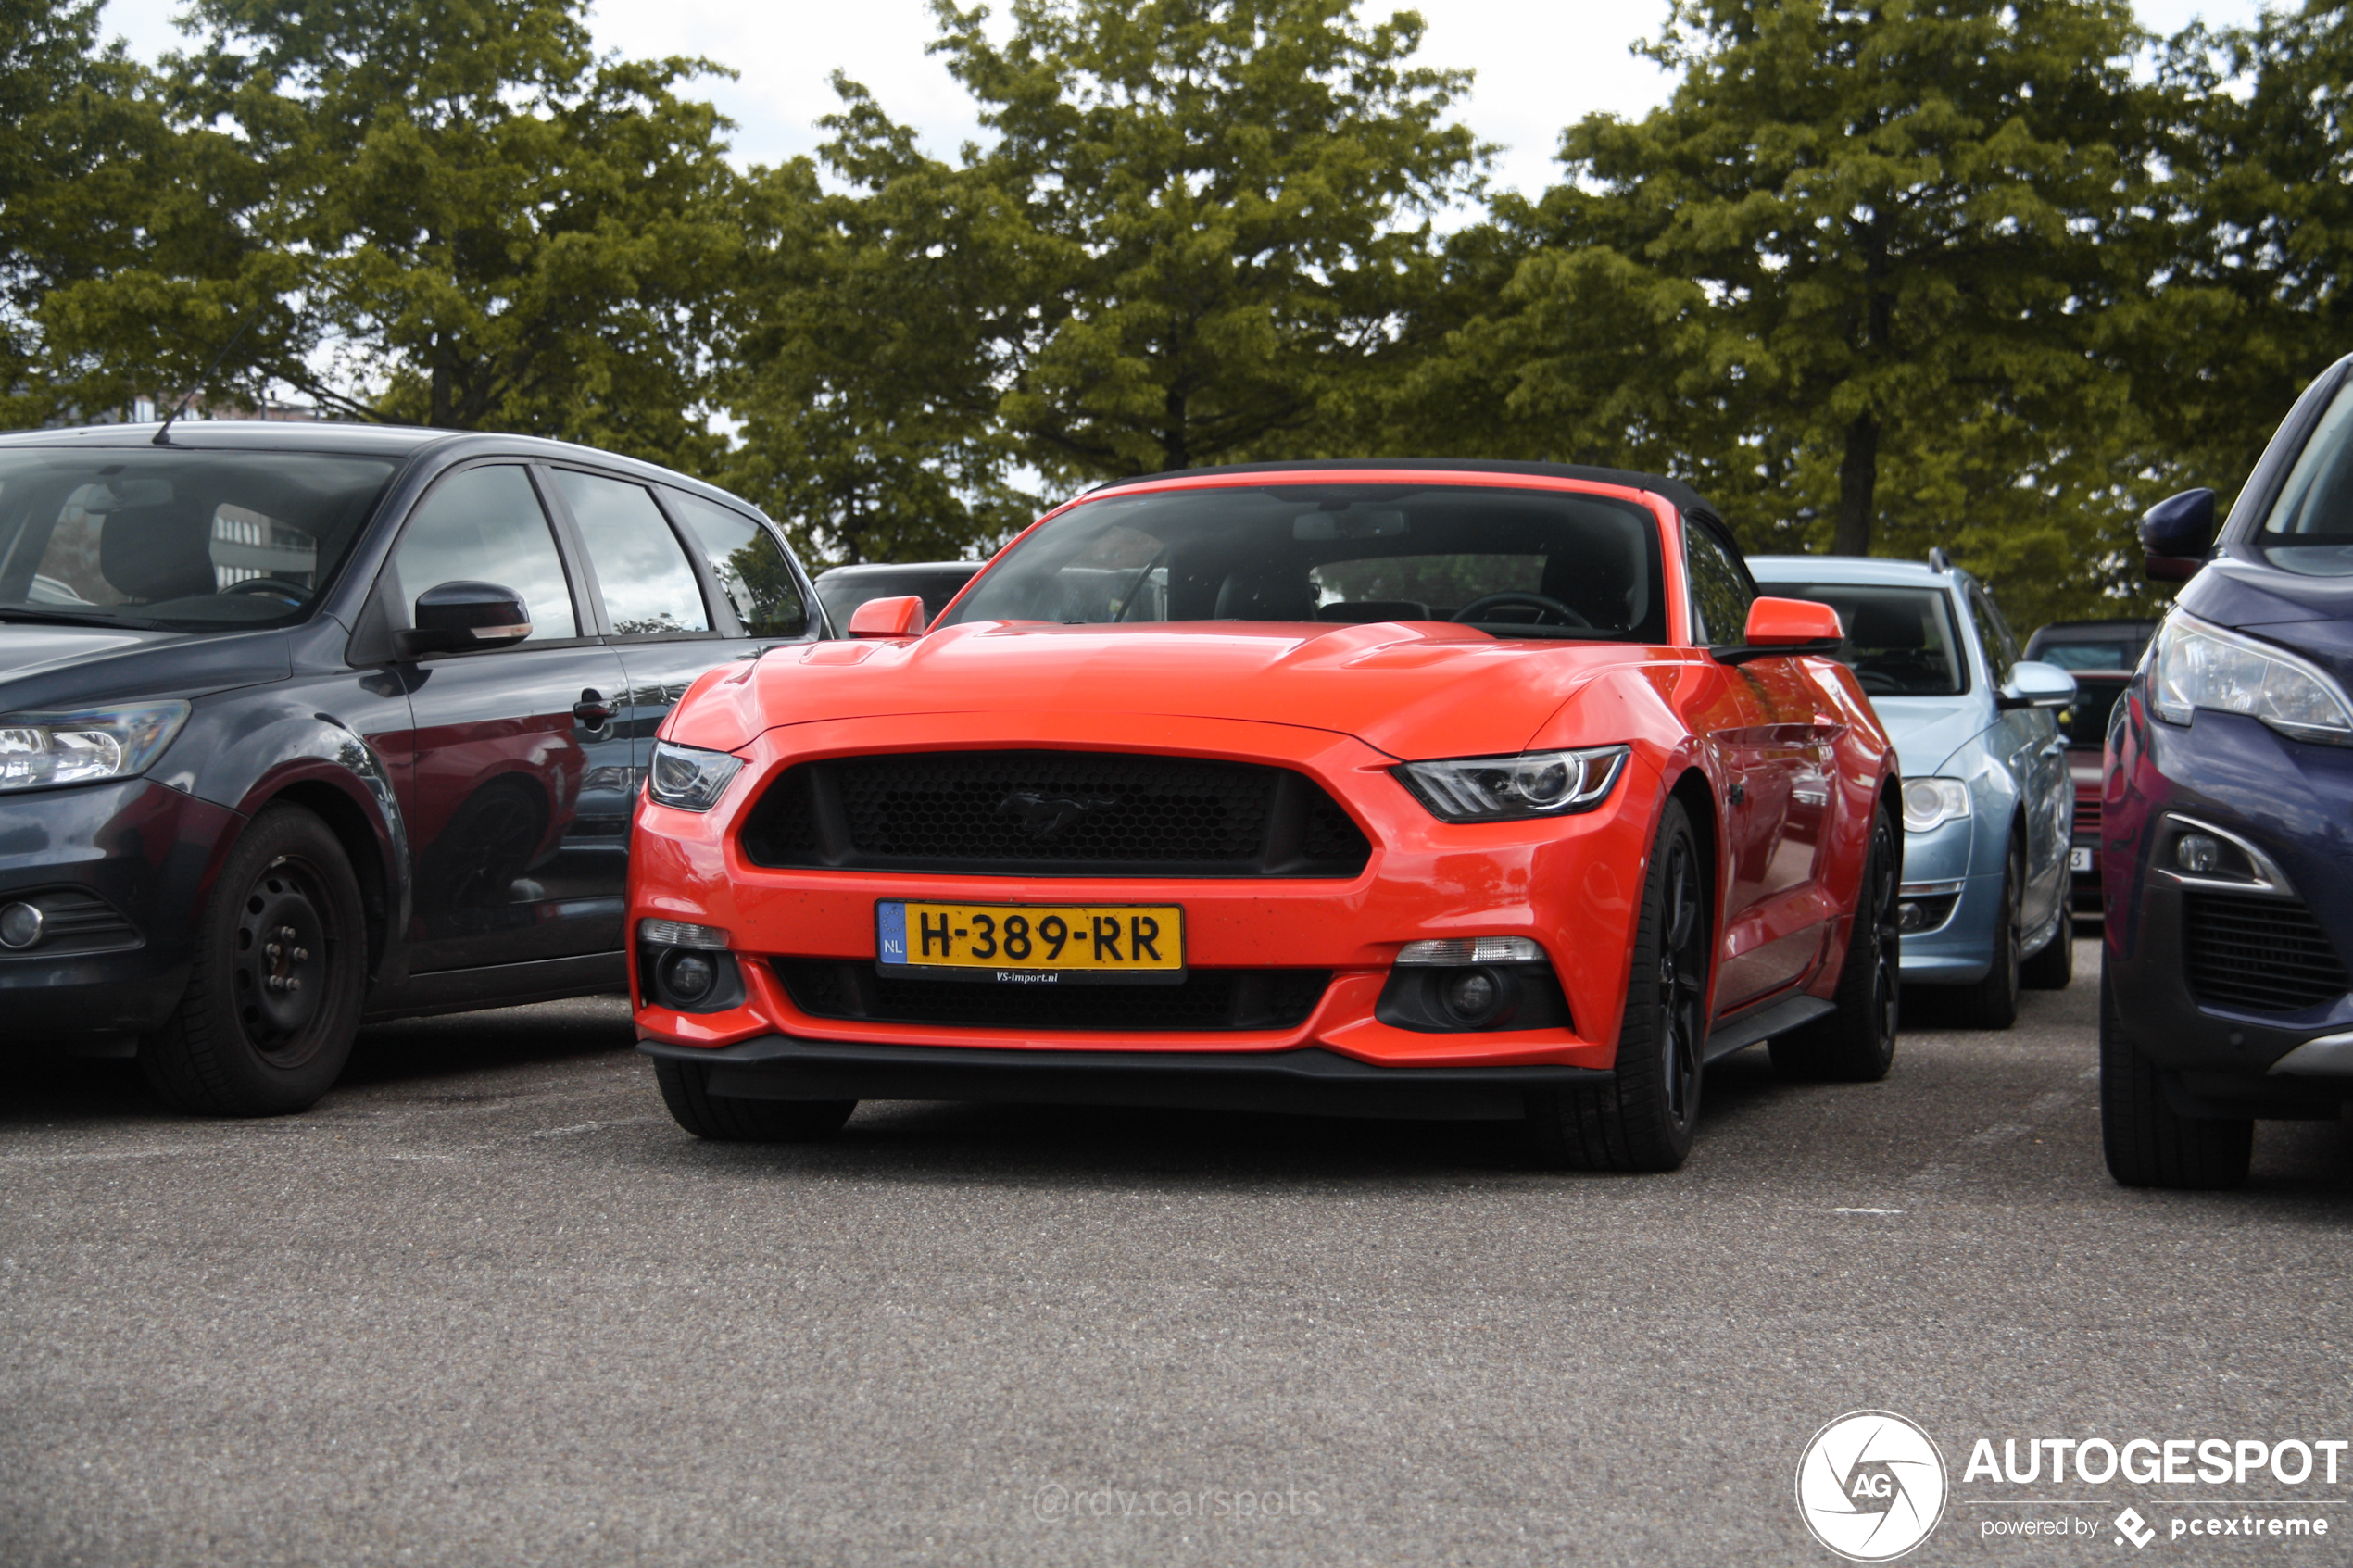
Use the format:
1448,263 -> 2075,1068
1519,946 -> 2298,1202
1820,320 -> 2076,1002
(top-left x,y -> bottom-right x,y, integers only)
1750,553 -> 2077,1027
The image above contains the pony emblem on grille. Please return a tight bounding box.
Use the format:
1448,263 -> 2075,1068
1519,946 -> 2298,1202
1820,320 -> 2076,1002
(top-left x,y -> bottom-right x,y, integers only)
997,789 -> 1120,840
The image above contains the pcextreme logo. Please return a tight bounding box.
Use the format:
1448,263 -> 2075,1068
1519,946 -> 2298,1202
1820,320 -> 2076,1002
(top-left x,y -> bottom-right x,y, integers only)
1797,1410 -> 1951,1562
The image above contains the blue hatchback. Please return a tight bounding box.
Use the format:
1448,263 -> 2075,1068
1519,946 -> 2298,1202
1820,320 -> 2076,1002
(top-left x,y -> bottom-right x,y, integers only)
2104,353 -> 2353,1188
1750,555 -> 2078,1027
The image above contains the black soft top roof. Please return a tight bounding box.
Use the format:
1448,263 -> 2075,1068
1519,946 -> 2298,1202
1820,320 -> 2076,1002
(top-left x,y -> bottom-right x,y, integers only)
1085,458 -> 1718,522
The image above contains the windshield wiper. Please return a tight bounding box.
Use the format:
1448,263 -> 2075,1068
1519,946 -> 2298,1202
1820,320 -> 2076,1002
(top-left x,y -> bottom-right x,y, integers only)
0,606 -> 161,629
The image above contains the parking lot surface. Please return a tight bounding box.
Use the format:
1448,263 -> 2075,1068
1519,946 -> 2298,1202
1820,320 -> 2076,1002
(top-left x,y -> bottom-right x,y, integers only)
6,940 -> 2351,1565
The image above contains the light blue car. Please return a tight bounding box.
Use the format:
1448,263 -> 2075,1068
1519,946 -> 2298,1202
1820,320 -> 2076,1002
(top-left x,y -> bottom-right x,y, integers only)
1749,553 -> 2078,1028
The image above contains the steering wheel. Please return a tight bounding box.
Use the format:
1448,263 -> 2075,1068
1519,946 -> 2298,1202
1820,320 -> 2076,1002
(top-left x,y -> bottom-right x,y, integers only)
1454,591 -> 1591,628
221,577 -> 311,607
1856,670 -> 1905,696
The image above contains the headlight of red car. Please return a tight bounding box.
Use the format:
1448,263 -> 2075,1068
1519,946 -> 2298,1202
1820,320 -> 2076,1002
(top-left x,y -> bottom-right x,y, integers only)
1392,745 -> 1629,822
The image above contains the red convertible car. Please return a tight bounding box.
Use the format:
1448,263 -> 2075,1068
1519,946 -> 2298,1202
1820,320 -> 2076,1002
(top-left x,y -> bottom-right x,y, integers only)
628,461 -> 1902,1171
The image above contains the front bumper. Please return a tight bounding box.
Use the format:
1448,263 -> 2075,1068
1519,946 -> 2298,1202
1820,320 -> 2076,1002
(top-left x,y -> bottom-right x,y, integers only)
2104,696 -> 2353,1112
629,713 -> 1674,1074
1894,814 -> 2001,985
640,1033 -> 1613,1121
0,779 -> 243,1042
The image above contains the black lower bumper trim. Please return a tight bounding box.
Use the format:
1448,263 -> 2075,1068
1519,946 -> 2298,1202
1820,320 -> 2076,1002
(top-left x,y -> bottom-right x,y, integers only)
637,1034 -> 1612,1121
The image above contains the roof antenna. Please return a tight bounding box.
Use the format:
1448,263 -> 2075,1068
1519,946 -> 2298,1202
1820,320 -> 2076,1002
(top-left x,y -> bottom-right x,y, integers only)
152,312 -> 256,446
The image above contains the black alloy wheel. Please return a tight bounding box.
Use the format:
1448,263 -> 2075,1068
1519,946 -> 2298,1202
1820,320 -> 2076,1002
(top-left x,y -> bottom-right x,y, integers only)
1524,797 -> 1708,1173
1771,803 -> 1901,1082
143,805 -> 369,1116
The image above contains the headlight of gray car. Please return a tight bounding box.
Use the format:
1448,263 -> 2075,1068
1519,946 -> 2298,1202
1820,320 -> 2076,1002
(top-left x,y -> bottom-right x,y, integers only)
1901,777 -> 1970,834
0,702 -> 189,792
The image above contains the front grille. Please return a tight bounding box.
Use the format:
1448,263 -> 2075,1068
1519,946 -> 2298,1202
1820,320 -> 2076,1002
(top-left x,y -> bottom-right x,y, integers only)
2183,892 -> 2351,1013
2073,784 -> 2102,840
774,959 -> 1331,1032
740,750 -> 1371,877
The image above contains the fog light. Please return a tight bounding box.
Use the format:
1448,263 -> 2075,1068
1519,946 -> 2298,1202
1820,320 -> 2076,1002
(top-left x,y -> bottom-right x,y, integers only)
2176,833 -> 2221,874
1896,900 -> 1925,933
661,950 -> 716,1003
1439,966 -> 1521,1027
0,901 -> 41,949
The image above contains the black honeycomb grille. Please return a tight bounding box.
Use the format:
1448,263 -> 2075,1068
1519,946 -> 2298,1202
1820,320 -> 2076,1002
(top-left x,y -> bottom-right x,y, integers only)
740,750 -> 1370,877
774,960 -> 1331,1032
2183,892 -> 2351,1014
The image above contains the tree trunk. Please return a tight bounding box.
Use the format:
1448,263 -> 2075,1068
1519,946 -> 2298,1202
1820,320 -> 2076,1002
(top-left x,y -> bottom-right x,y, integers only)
1831,413 -> 1879,556
1162,386 -> 1189,472
430,357 -> 452,429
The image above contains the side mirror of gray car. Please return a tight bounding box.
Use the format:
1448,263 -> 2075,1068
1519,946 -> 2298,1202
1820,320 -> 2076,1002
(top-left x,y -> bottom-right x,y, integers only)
396,581 -> 533,659
1996,659 -> 2077,711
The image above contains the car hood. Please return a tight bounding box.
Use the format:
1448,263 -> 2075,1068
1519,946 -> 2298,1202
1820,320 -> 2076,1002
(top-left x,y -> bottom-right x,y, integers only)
1863,695 -> 1992,779
2176,556 -> 2353,693
672,621 -> 1669,761
0,621 -> 292,713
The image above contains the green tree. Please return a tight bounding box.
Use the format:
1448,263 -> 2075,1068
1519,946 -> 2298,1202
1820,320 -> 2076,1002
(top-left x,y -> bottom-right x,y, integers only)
736,0 -> 1488,550
2134,9 -> 2353,504
721,114 -> 1036,566
44,0 -> 746,468
1395,0 -> 2164,625
0,0 -> 170,427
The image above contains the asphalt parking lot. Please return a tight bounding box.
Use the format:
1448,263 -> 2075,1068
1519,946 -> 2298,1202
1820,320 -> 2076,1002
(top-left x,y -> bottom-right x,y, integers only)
6,939 -> 2351,1566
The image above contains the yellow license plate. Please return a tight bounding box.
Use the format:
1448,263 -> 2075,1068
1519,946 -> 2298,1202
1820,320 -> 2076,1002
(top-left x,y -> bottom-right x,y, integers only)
876,900 -> 1184,984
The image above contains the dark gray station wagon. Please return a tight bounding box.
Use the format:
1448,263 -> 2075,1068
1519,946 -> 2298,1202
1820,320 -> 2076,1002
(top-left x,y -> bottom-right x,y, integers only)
0,421 -> 824,1114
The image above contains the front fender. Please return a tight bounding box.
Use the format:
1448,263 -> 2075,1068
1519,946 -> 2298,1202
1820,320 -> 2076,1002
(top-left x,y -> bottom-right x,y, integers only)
154,701 -> 412,988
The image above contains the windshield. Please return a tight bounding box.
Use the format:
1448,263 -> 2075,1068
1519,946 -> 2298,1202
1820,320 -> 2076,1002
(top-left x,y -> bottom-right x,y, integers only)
1752,583 -> 1968,696
0,448 -> 397,628
2259,380 -> 2353,575
941,483 -> 1667,641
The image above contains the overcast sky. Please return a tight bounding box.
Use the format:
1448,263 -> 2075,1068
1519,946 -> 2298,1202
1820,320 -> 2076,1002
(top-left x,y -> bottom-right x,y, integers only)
99,0 -> 2269,200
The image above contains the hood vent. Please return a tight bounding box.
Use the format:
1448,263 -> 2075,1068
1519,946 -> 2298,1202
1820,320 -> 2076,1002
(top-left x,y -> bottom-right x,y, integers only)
739,749 -> 1370,878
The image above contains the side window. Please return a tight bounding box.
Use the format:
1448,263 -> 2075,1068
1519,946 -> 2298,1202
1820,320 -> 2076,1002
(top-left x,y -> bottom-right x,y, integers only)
664,490 -> 809,638
1685,524 -> 1755,646
1969,589 -> 2018,685
548,469 -> 711,638
390,465 -> 577,642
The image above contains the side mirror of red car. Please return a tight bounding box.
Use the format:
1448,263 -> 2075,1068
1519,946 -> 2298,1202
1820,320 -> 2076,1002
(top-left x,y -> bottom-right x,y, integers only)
1713,596 -> 1844,665
846,595 -> 926,638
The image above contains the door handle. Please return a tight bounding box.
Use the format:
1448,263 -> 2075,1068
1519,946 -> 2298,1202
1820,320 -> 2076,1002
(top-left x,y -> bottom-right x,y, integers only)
573,689 -> 617,725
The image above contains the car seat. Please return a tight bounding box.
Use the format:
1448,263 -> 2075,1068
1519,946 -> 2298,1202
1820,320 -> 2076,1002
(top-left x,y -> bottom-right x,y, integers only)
99,502 -> 219,603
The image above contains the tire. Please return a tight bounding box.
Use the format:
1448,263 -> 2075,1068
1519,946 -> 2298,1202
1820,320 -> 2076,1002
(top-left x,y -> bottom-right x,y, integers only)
2020,900 -> 2074,990
1952,833 -> 2023,1029
1769,802 -> 1900,1082
141,805 -> 369,1117
653,1057 -> 856,1142
2099,960 -> 2250,1189
1524,797 -> 1707,1173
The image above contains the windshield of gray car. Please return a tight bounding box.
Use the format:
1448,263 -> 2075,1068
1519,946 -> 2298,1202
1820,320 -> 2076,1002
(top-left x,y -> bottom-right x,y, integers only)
939,483 -> 1667,641
1751,583 -> 1968,696
0,448 -> 396,628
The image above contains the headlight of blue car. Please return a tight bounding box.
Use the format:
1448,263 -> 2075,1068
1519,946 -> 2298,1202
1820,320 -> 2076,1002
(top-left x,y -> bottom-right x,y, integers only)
2150,612 -> 2353,745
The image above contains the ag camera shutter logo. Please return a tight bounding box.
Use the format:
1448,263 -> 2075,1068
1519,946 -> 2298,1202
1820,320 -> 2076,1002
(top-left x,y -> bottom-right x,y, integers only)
1796,1410 -> 1949,1561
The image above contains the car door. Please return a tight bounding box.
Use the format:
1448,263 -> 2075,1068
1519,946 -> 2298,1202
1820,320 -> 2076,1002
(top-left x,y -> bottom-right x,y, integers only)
376,461 -> 633,974
1685,523 -> 1835,1009
542,470 -> 815,805
1968,582 -> 2068,932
